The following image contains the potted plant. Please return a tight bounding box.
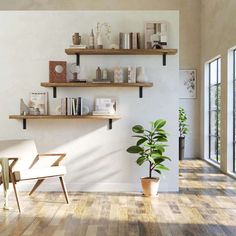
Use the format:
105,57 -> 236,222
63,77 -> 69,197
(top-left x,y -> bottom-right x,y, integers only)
179,107 -> 189,160
127,119 -> 171,196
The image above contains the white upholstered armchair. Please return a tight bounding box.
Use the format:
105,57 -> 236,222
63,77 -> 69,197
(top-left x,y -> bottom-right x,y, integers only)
0,139 -> 69,212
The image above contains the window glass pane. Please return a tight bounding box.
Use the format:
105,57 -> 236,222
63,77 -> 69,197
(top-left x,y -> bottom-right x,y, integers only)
218,137 -> 221,162
234,51 -> 236,79
210,85 -> 217,110
218,59 -> 221,83
210,136 -> 217,162
217,85 -> 221,110
210,111 -> 217,135
210,60 -> 218,85
218,111 -> 221,135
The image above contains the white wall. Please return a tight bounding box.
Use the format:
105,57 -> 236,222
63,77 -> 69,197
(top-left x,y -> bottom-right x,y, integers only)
0,11 -> 179,192
200,1 -> 236,173
0,0 -> 201,161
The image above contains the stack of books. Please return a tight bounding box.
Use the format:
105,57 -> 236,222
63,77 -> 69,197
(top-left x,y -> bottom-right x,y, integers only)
61,97 -> 83,116
69,45 -> 87,49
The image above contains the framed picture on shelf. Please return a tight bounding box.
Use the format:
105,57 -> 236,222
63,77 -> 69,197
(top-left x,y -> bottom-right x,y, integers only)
28,92 -> 48,115
179,70 -> 197,99
145,21 -> 168,49
93,97 -> 116,115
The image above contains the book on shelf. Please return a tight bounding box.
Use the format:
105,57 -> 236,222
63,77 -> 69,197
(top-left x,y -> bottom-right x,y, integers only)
28,92 -> 48,115
61,97 -> 83,116
69,45 -> 87,49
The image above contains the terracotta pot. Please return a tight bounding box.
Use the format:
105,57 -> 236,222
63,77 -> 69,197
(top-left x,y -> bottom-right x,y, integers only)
141,177 -> 160,196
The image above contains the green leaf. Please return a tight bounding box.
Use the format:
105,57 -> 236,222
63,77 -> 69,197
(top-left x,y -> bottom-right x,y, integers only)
132,135 -> 146,139
155,164 -> 170,171
132,125 -> 144,133
137,138 -> 147,146
154,119 -> 166,130
157,137 -> 168,142
136,156 -> 146,166
127,146 -> 143,153
154,169 -> 161,174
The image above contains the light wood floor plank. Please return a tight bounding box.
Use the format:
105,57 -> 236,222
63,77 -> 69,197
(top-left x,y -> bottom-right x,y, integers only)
0,160 -> 236,235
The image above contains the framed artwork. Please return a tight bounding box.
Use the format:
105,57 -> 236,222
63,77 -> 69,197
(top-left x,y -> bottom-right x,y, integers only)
179,70 -> 197,99
49,61 -> 67,83
28,92 -> 48,115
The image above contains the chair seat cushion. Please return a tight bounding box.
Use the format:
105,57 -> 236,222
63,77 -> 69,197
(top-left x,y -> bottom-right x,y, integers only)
14,166 -> 66,181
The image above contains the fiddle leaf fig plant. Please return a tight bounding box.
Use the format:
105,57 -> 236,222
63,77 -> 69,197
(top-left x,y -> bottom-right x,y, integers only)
127,119 -> 171,178
179,107 -> 189,137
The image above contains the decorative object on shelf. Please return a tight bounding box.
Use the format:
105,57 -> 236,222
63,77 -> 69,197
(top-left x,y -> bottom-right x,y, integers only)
69,44 -> 87,49
61,97 -> 89,116
96,22 -> 111,49
20,99 -> 29,115
28,92 -> 48,115
179,70 -> 196,99
127,119 -> 171,196
102,68 -> 108,80
128,66 -> 136,83
109,44 -> 119,49
89,29 -> 95,49
119,33 -> 131,49
49,61 -> 67,83
179,107 -> 189,160
96,67 -> 102,80
69,63 -> 86,83
114,67 -> 124,83
136,66 -> 147,82
72,32 -> 81,45
145,22 -> 168,49
93,97 -> 116,115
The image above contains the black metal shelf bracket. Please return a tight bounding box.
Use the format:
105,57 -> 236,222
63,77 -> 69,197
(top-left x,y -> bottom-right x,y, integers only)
53,87 -> 57,98
76,54 -> 80,66
109,119 -> 113,130
139,87 -> 143,98
23,119 -> 27,129
163,53 -> 167,66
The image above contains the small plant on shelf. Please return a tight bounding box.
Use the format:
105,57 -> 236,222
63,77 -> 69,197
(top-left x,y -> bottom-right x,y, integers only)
178,107 -> 189,160
127,119 -> 171,196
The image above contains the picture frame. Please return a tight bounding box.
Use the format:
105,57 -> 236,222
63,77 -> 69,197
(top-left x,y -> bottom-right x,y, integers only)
49,61 -> 67,83
28,92 -> 48,115
145,21 -> 168,49
179,70 -> 197,99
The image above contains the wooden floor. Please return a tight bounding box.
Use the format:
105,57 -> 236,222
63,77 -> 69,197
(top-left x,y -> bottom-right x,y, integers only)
1,159 -> 236,236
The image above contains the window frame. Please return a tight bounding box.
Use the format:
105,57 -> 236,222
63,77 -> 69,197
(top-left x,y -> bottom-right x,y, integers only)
208,58 -> 221,163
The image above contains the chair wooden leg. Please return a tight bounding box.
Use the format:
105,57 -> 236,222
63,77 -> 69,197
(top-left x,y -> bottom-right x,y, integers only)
29,179 -> 45,196
9,171 -> 21,213
59,176 -> 69,204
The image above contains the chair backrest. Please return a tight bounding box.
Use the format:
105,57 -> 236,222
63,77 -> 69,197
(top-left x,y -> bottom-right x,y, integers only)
0,139 -> 38,171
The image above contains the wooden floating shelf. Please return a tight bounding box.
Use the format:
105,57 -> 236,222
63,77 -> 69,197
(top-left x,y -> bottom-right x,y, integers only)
65,48 -> 178,56
9,115 -> 121,130
65,48 -> 177,66
41,82 -> 153,87
41,82 -> 153,99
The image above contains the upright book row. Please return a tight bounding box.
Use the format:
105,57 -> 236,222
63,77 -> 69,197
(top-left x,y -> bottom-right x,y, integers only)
61,97 -> 83,116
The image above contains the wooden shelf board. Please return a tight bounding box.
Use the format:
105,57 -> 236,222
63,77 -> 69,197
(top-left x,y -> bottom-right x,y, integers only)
41,82 -> 153,88
9,115 -> 121,120
65,48 -> 178,55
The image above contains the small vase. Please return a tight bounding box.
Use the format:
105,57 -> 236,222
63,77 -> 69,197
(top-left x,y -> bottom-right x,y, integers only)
72,33 -> 81,45
97,33 -> 103,49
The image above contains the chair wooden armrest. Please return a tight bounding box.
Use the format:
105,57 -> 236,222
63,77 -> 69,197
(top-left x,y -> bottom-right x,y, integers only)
37,153 -> 66,166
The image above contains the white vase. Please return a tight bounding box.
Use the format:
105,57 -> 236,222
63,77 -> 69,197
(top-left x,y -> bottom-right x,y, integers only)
97,33 -> 103,49
136,66 -> 148,82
